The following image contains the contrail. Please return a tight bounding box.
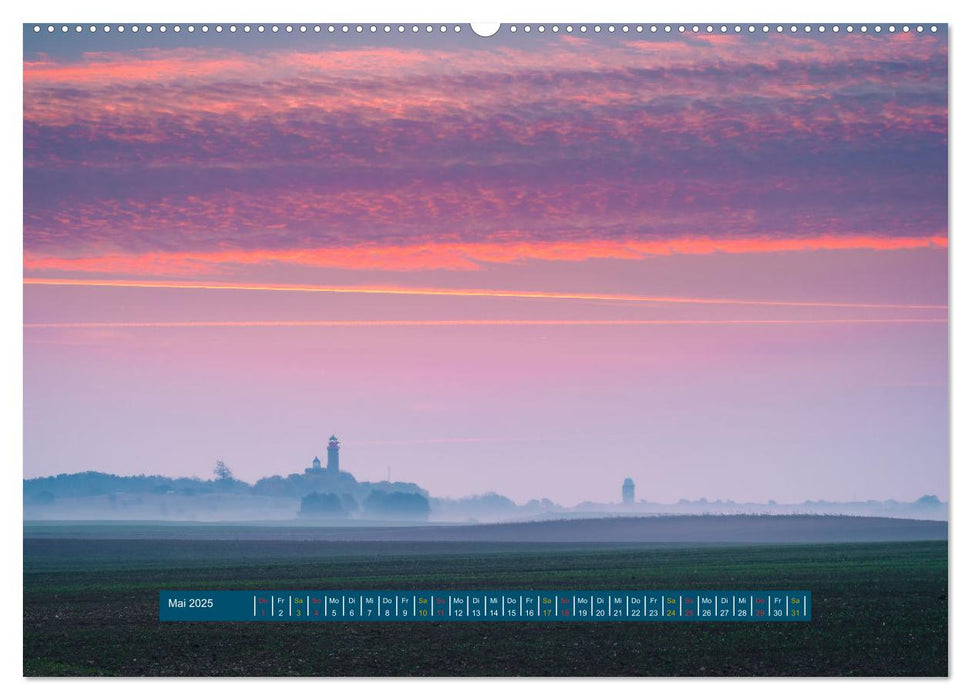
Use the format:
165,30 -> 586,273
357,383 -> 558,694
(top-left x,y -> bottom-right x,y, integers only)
23,318 -> 948,329
22,277 -> 947,310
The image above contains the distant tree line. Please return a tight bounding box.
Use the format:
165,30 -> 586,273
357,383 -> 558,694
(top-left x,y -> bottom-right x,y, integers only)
23,470 -> 248,500
23,466 -> 431,517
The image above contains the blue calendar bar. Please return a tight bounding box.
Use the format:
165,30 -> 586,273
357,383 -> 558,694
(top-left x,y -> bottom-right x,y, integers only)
159,590 -> 811,622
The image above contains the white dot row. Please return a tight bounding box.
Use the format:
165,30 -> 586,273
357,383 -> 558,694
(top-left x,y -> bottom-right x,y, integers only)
510,24 -> 939,34
31,24 -> 466,34
30,23 -> 942,35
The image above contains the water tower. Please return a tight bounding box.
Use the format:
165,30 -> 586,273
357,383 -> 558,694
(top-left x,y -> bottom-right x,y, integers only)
622,477 -> 635,505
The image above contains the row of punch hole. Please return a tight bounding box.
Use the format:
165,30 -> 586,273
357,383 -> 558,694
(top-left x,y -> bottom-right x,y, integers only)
30,23 -> 942,36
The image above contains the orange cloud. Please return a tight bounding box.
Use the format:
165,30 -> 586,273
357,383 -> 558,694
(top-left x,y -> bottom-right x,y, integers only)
23,36 -> 946,128
23,235 -> 948,276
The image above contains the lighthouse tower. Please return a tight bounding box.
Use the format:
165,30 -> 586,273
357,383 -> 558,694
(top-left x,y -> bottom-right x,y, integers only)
326,435 -> 340,472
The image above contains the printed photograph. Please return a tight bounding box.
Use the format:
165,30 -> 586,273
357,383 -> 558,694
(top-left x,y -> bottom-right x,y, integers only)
23,21 -> 948,676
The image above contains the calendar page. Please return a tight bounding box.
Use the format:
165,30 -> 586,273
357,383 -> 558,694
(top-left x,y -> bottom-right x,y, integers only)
22,21 -> 948,677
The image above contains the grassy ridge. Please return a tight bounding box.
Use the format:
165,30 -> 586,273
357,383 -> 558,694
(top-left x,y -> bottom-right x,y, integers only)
23,539 -> 947,676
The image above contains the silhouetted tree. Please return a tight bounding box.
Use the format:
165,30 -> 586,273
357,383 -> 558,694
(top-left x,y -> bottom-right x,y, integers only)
362,490 -> 430,520
340,492 -> 359,514
299,492 -> 345,518
213,461 -> 233,481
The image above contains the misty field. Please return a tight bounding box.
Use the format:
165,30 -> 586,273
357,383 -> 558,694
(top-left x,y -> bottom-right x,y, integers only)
23,533 -> 947,676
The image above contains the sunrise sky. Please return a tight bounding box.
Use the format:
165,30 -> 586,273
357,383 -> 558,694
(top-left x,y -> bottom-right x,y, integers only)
22,25 -> 948,505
